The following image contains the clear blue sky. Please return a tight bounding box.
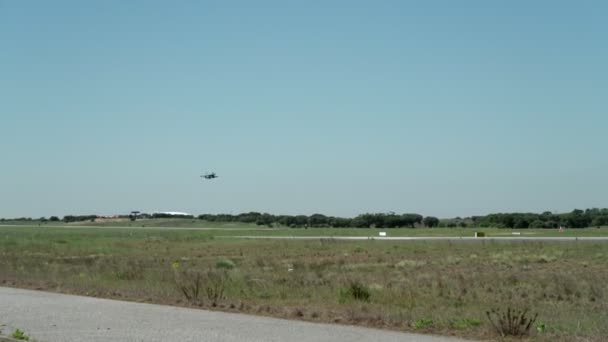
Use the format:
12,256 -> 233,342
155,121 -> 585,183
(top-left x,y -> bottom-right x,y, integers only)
1,1 -> 607,218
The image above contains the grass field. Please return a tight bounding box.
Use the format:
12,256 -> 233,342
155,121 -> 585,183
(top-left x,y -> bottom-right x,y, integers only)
1,225 -> 607,341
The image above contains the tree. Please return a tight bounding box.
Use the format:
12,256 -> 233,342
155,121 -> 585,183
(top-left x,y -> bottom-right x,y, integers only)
591,216 -> 608,227
294,215 -> 309,227
513,218 -> 530,229
352,214 -> 376,228
329,217 -> 351,228
308,214 -> 329,227
423,216 -> 439,228
529,220 -> 545,228
400,214 -> 423,228
238,212 -> 262,223
562,210 -> 592,228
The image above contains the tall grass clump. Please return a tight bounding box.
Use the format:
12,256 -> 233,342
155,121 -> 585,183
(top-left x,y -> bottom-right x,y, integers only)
339,281 -> 371,303
205,270 -> 229,304
175,270 -> 203,304
172,260 -> 230,305
486,307 -> 538,337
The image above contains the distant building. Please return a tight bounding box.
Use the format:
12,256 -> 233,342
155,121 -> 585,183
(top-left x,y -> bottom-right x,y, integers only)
154,211 -> 192,216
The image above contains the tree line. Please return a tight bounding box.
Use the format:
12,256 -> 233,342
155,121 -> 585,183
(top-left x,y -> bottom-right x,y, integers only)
2,208 -> 608,228
471,208 -> 608,229
196,209 -> 608,228
198,212 -> 436,228
199,209 -> 608,229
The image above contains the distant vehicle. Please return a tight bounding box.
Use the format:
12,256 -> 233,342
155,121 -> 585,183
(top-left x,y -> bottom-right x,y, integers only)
201,172 -> 218,180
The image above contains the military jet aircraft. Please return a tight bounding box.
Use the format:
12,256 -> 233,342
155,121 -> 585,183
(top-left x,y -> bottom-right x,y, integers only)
201,172 -> 218,180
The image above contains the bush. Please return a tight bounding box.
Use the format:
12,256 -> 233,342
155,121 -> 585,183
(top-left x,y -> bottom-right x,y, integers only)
216,259 -> 235,270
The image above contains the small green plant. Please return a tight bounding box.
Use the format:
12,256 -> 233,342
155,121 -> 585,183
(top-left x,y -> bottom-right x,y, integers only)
339,281 -> 371,303
414,318 -> 434,330
12,328 -> 30,341
536,322 -> 546,333
216,258 -> 235,270
486,307 -> 538,337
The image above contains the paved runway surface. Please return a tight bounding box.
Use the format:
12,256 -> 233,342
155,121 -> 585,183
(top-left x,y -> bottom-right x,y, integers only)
226,236 -> 608,242
0,287 -> 467,342
2,225 -> 607,242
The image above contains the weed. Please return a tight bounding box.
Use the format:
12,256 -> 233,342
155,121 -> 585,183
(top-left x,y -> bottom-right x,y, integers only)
11,328 -> 30,341
536,322 -> 546,334
414,318 -> 434,330
486,307 -> 538,337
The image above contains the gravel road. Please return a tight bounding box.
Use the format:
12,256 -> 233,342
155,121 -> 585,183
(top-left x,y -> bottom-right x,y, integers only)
0,287 -> 468,342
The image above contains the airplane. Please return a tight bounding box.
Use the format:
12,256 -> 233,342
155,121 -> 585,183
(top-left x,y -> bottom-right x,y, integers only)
201,172 -> 218,180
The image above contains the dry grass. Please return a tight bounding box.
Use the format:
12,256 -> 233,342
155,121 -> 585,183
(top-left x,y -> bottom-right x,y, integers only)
1,227 -> 607,341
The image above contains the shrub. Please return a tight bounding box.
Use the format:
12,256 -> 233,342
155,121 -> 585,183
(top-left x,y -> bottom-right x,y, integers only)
486,307 -> 538,337
216,259 -> 235,270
